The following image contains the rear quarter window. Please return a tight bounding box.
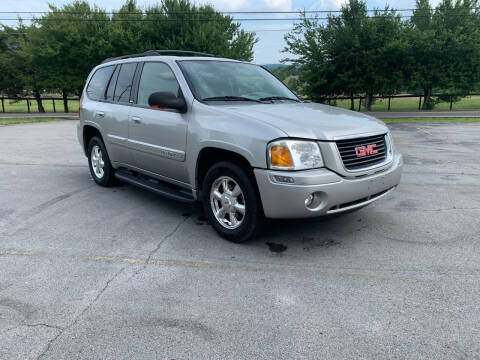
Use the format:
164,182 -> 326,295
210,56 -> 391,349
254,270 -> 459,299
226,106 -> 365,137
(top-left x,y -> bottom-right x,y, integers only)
86,65 -> 115,101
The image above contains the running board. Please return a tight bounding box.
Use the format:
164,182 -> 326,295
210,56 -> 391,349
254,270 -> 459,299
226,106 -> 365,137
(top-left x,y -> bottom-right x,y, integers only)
115,169 -> 195,204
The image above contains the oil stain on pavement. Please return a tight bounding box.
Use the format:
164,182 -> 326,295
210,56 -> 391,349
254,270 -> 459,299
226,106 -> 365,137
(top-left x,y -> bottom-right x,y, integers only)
265,242 -> 288,254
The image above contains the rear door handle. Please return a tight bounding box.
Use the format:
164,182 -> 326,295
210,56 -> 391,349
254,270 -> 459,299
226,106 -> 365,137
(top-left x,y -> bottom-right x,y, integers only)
131,116 -> 142,124
96,111 -> 105,118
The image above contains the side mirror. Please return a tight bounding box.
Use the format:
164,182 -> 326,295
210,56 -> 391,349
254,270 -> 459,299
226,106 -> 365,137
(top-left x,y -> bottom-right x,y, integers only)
148,92 -> 187,113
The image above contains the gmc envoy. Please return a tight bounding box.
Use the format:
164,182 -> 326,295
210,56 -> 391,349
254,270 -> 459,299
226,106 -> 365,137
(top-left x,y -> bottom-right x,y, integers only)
77,50 -> 403,242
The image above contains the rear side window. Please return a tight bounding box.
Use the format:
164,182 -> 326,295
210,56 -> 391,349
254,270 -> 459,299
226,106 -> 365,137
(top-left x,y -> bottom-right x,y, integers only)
105,65 -> 120,102
86,66 -> 114,101
137,62 -> 180,106
114,63 -> 137,103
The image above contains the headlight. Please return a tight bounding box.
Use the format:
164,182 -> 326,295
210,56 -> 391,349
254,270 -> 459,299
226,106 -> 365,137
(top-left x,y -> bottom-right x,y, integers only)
268,140 -> 324,170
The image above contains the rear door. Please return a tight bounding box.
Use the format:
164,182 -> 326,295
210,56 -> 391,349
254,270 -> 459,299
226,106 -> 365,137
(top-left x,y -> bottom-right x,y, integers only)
128,61 -> 189,184
83,65 -> 117,155
101,62 -> 138,165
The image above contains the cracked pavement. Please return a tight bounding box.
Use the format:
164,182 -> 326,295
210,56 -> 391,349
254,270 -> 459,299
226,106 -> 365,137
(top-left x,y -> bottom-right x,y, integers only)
1,121 -> 480,359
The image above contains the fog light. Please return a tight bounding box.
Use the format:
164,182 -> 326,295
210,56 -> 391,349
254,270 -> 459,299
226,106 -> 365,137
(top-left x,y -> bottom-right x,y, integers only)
305,191 -> 327,211
305,194 -> 314,206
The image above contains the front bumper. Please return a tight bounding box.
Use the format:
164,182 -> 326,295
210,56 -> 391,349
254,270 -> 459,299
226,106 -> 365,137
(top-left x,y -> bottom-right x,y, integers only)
254,153 -> 403,219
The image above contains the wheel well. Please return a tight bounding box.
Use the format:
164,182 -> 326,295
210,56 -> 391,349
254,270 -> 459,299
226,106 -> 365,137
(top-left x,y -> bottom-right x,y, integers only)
83,125 -> 102,153
196,147 -> 253,191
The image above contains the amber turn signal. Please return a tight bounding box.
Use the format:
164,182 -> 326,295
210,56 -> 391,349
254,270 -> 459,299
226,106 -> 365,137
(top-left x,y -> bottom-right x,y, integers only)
270,145 -> 293,168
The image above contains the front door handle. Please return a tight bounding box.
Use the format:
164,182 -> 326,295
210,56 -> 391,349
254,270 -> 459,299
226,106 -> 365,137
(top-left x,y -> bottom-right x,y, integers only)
131,116 -> 142,124
96,111 -> 105,118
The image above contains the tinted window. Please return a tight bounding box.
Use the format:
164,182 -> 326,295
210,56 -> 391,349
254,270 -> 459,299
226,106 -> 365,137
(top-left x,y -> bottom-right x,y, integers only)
86,66 -> 114,101
137,62 -> 180,106
114,63 -> 137,103
105,65 -> 120,102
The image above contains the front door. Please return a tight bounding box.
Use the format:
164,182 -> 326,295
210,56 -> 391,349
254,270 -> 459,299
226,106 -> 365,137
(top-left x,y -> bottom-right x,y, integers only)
128,62 -> 189,184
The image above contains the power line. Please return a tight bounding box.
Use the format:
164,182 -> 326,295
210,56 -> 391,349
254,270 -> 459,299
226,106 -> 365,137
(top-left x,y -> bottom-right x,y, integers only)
1,14 -> 479,22
1,8 -> 480,14
0,30 -> 294,34
0,18 -> 388,22
253,29 -> 293,32
0,18 -> 308,21
0,10 -> 374,14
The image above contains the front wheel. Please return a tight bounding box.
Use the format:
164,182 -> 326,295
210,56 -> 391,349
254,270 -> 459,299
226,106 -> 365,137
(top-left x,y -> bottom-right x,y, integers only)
202,161 -> 264,243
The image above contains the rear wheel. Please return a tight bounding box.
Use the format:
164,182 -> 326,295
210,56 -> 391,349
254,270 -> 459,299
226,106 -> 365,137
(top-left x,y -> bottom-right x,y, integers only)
202,161 -> 263,243
87,136 -> 116,186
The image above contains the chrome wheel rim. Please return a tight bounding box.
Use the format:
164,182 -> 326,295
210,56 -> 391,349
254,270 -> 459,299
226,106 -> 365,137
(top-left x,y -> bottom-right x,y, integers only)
210,176 -> 245,230
91,145 -> 105,179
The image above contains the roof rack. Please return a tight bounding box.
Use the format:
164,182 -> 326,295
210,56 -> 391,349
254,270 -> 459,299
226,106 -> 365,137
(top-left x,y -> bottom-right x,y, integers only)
101,50 -> 217,64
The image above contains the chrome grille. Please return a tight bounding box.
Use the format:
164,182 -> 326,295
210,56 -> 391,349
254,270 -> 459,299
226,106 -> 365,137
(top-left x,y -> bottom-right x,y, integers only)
335,133 -> 387,170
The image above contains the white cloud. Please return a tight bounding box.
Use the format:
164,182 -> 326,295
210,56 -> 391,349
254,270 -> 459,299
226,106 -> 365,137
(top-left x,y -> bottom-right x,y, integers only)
306,0 -> 345,11
264,0 -> 292,11
1,0 -> 289,13
194,0 -> 249,11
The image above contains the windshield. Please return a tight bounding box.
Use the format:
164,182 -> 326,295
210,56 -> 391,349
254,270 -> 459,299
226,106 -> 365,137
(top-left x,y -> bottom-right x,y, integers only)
178,60 -> 299,103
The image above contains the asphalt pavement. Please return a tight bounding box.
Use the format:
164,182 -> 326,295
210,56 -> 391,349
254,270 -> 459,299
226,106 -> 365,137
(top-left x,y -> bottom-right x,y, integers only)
1,120 -> 479,359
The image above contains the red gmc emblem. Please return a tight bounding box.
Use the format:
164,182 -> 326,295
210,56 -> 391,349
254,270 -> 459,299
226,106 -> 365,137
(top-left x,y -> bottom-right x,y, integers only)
355,144 -> 378,157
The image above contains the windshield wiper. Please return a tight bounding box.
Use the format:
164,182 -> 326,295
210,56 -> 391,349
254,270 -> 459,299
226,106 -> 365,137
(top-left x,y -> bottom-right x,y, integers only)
201,96 -> 263,103
258,96 -> 300,102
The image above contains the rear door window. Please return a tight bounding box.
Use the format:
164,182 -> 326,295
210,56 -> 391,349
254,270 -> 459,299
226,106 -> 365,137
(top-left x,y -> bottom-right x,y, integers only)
114,63 -> 137,103
105,65 -> 120,102
86,65 -> 114,101
137,62 -> 180,106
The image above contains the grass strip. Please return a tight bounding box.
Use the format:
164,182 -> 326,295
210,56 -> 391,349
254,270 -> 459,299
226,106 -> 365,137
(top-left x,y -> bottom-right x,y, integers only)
0,118 -> 65,126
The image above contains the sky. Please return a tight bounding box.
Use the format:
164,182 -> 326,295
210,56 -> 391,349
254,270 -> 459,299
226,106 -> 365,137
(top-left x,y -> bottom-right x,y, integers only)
1,0 -> 439,63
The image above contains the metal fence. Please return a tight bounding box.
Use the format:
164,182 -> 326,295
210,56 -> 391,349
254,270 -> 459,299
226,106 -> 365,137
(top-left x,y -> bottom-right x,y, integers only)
0,96 -> 80,113
322,93 -> 478,111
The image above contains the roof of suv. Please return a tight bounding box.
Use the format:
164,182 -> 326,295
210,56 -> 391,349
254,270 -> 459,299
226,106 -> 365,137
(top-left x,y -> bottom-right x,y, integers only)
101,50 -> 240,65
105,55 -> 238,64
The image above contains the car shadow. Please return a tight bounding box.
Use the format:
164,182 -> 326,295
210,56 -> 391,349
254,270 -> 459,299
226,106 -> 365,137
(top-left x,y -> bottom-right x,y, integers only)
115,181 -> 385,258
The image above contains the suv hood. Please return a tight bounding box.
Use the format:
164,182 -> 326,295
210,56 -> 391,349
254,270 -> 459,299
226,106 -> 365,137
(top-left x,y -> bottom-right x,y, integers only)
216,102 -> 388,140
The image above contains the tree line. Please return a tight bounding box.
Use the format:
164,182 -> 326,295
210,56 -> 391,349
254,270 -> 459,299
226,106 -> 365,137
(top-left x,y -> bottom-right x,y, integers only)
282,0 -> 480,110
0,0 -> 257,112
1,0 -> 480,112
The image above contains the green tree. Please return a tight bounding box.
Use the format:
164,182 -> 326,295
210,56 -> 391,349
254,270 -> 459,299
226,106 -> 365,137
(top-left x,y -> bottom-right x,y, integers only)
109,0 -> 257,60
0,24 -> 48,112
0,26 -> 26,98
18,0 -> 257,113
282,15 -> 330,102
1,0 -> 256,111
283,0 -> 407,110
30,1 -> 112,112
408,0 -> 480,109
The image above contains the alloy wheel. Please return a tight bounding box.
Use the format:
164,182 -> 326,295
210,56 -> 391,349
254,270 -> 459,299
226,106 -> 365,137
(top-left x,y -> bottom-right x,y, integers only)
210,176 -> 246,229
91,145 -> 105,179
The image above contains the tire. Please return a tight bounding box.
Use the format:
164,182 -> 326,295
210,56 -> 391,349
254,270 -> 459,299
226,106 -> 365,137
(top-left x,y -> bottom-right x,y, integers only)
202,161 -> 264,243
87,136 -> 116,187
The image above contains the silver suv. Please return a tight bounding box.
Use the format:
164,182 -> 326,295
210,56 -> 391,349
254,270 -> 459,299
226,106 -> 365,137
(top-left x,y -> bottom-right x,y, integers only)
78,50 -> 403,242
